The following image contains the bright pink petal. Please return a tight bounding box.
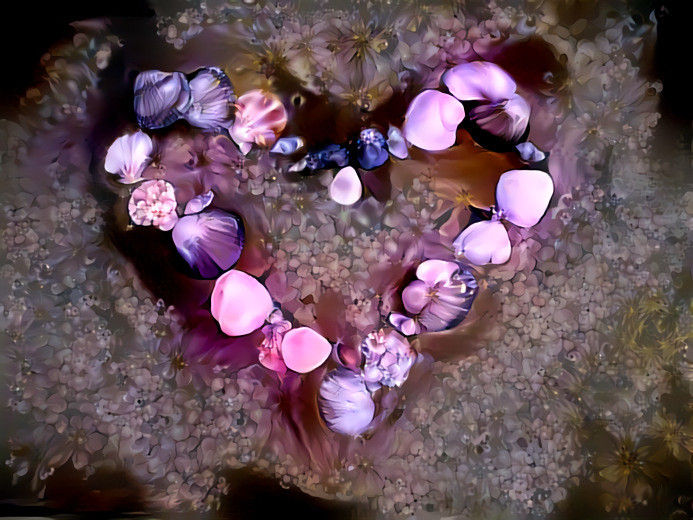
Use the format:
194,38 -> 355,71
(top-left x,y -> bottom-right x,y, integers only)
211,270 -> 274,336
453,220 -> 511,265
403,90 -> 465,151
229,90 -> 287,154
496,169 -> 554,228
443,61 -> 517,102
415,259 -> 459,287
329,166 -> 362,205
281,327 -> 332,373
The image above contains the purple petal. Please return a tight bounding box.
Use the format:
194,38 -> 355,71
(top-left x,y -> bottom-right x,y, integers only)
496,169 -> 554,228
388,313 -> 420,336
270,136 -> 305,155
516,142 -> 546,163
329,166 -> 362,205
453,220 -> 511,265
281,327 -> 332,373
443,61 -> 517,102
386,126 -> 408,159
172,208 -> 244,279
183,191 -> 215,215
418,268 -> 478,332
402,280 -> 431,314
403,90 -> 465,151
415,259 -> 460,287
184,67 -> 235,130
134,70 -> 191,129
211,270 -> 274,336
469,94 -> 530,143
319,368 -> 375,436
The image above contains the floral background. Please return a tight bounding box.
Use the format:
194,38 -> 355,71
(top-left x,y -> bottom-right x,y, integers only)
1,0 -> 692,518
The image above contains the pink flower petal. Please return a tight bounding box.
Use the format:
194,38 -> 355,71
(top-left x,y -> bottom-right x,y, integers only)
402,280 -> 430,314
415,259 -> 460,287
403,90 -> 465,151
496,169 -> 554,228
281,327 -> 332,373
443,61 -> 517,102
453,220 -> 511,265
329,166 -> 362,205
229,90 -> 287,155
211,270 -> 274,336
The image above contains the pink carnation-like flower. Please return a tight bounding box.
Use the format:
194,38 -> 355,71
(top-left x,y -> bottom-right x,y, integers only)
258,310 -> 292,373
127,179 -> 179,231
361,329 -> 416,391
229,90 -> 287,155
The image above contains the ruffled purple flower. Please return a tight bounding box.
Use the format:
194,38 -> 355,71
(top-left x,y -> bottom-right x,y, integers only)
133,70 -> 192,129
104,131 -> 153,184
361,329 -> 415,391
398,259 -> 478,333
172,208 -> 244,278
356,128 -> 389,170
319,368 -> 375,436
128,179 -> 178,231
183,67 -> 235,130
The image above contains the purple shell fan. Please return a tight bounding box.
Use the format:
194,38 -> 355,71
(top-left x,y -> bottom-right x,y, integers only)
133,70 -> 192,129
319,368 -> 375,436
172,208 -> 245,279
400,260 -> 478,333
183,67 -> 236,130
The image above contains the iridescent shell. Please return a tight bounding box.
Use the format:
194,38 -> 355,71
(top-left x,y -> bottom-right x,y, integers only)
172,208 -> 244,279
183,67 -> 236,130
133,70 -> 191,129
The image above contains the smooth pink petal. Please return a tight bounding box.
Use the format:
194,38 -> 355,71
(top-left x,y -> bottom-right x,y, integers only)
211,270 -> 274,336
453,220 -> 511,265
415,259 -> 459,287
329,166 -> 362,205
443,61 -> 517,102
402,280 -> 431,314
403,90 -> 465,151
281,327 -> 332,373
496,169 -> 554,228
105,131 -> 153,184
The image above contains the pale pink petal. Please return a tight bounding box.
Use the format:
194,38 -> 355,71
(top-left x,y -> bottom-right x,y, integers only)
403,90 -> 465,151
281,327 -> 332,373
453,220 -> 511,265
211,270 -> 274,336
183,191 -> 214,215
496,169 -> 554,228
329,166 -> 362,205
443,61 -> 517,102
105,131 -> 153,184
401,280 -> 430,314
415,259 -> 459,287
